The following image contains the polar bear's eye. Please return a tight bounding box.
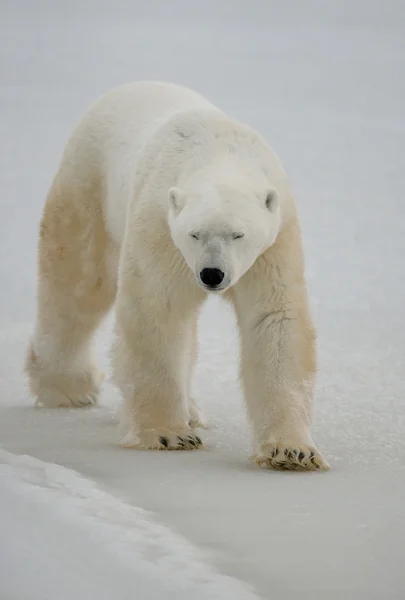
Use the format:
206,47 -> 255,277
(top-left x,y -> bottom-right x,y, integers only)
190,233 -> 199,240
232,233 -> 244,240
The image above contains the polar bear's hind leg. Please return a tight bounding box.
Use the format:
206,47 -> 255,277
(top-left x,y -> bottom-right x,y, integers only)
26,173 -> 118,408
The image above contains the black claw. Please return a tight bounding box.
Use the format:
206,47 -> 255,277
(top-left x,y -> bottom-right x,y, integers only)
195,436 -> 202,445
298,451 -> 306,461
309,451 -> 315,459
272,448 -> 279,458
159,436 -> 168,447
188,438 -> 197,447
292,449 -> 298,456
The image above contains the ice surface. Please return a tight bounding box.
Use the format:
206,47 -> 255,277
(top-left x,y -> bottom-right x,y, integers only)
0,1 -> 404,599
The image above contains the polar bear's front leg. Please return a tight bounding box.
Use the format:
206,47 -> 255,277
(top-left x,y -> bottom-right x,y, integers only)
232,223 -> 329,472
112,289 -> 204,451
186,318 -> 207,429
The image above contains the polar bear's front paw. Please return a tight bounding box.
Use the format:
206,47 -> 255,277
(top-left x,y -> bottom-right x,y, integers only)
120,428 -> 203,451
254,443 -> 329,472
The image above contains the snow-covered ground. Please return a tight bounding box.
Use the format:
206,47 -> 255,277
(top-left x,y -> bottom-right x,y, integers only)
0,1 -> 404,599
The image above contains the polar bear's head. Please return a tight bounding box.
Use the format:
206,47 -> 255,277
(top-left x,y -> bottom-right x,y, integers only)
168,182 -> 281,292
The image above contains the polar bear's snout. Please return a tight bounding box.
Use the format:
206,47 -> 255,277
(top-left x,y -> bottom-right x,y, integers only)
194,235 -> 232,292
199,267 -> 225,290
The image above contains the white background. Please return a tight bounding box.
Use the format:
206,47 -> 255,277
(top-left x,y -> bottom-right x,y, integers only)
0,1 -> 404,599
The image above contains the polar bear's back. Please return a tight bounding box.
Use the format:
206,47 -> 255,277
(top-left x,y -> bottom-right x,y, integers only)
68,81 -> 219,167
59,82 -> 221,244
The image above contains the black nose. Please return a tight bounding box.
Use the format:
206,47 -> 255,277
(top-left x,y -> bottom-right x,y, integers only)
200,268 -> 225,288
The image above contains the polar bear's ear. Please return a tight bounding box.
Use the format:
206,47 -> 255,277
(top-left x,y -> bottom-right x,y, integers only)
168,187 -> 186,214
265,188 -> 279,213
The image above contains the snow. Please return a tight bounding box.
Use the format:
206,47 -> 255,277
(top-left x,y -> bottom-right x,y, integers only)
0,450 -> 258,600
0,1 -> 404,599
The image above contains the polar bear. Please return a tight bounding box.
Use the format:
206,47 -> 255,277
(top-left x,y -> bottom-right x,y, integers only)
25,81 -> 328,471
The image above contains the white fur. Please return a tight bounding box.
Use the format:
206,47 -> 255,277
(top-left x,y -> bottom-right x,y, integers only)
26,82 -> 328,471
